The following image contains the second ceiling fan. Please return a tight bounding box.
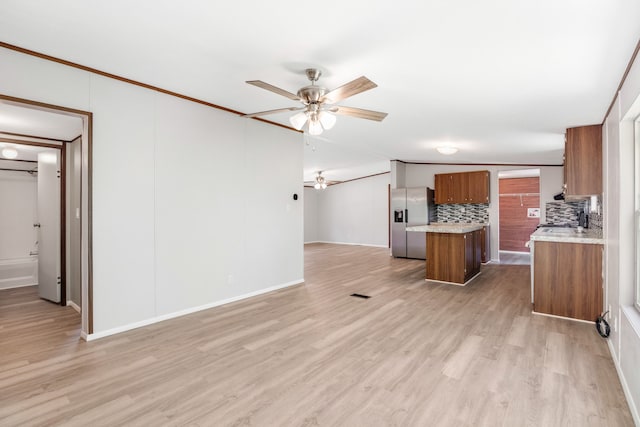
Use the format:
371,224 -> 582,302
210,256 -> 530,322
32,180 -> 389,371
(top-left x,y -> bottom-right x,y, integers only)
243,68 -> 387,135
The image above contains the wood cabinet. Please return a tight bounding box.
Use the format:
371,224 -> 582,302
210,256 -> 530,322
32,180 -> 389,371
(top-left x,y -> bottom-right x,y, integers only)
434,173 -> 452,204
467,171 -> 490,203
480,226 -> 490,263
533,241 -> 603,321
434,170 -> 490,204
564,125 -> 602,197
427,230 -> 482,284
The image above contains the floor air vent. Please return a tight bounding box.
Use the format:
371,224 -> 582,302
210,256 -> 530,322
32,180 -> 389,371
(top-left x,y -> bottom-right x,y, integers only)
350,293 -> 371,299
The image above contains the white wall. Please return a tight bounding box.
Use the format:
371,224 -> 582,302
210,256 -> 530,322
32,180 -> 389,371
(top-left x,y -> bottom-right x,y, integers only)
603,46 -> 640,424
309,173 -> 390,247
0,170 -> 37,260
0,46 -> 304,336
0,169 -> 38,288
404,163 -> 563,260
304,187 -> 320,243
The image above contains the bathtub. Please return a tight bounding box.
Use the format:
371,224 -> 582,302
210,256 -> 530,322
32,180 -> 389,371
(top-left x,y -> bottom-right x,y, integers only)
0,257 -> 38,290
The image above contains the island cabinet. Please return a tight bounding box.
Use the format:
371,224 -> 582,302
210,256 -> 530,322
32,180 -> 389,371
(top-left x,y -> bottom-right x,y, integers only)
434,170 -> 490,204
564,125 -> 602,197
533,241 -> 603,321
427,230 -> 482,284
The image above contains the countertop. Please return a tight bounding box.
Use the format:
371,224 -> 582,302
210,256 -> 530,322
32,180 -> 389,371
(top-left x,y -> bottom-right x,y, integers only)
406,223 -> 486,234
530,227 -> 603,244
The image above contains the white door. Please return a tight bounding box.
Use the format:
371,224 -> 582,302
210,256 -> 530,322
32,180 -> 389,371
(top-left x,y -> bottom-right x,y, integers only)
37,151 -> 61,303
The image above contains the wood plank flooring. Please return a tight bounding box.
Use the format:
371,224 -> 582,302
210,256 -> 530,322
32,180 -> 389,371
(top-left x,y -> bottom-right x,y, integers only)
499,250 -> 531,265
0,243 -> 633,426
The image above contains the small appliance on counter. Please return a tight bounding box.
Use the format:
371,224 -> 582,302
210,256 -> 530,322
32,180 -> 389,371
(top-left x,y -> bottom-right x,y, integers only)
391,187 -> 436,259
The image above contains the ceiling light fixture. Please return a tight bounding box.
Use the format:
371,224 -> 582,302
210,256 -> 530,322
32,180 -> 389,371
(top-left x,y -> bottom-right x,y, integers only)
314,171 -> 328,190
1,147 -> 18,159
436,146 -> 458,155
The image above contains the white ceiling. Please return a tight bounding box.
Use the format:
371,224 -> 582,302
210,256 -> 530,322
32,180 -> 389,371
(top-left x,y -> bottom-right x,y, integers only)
0,103 -> 83,141
0,0 -> 638,182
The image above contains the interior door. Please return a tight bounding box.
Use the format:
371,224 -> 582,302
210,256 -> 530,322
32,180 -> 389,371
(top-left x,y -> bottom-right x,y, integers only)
37,151 -> 61,303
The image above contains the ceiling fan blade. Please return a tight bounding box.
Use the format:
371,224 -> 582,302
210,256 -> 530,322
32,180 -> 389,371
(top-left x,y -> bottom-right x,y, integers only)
332,105 -> 388,122
246,80 -> 301,101
242,107 -> 304,118
321,76 -> 377,103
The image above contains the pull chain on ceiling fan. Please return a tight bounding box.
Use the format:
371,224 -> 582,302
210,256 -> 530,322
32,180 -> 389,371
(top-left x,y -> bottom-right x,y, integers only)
243,68 -> 387,135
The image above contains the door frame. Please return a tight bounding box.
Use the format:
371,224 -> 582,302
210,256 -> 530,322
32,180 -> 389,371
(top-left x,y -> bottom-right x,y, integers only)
0,94 -> 93,336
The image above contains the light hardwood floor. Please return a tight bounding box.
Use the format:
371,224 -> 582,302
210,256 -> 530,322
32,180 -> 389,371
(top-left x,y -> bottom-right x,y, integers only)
0,243 -> 633,426
498,250 -> 531,265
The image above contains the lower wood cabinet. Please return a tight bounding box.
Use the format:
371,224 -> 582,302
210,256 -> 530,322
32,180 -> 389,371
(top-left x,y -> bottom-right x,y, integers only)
427,230 -> 481,284
480,226 -> 490,263
533,241 -> 603,321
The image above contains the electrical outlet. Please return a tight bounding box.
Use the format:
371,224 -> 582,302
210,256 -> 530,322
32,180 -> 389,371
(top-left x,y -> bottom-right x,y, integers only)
460,207 -> 466,213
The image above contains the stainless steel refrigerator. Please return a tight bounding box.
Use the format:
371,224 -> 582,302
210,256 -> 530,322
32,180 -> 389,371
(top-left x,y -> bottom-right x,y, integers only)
391,187 -> 436,259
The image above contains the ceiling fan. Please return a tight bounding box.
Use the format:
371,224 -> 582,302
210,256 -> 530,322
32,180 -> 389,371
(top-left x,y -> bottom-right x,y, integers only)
304,171 -> 340,189
242,68 -> 387,135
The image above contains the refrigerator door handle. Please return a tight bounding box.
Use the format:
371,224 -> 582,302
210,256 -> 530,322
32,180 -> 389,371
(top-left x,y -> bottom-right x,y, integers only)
405,209 -> 408,223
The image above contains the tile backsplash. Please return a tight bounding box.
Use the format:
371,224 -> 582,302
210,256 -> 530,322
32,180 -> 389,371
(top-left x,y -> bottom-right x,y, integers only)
545,201 -> 585,226
436,203 -> 489,223
545,199 -> 602,230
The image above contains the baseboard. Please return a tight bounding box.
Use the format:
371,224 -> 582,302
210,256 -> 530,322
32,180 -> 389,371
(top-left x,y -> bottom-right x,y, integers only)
0,281 -> 38,290
498,250 -> 530,255
67,300 -> 81,313
85,278 -> 305,341
308,241 -> 388,248
608,339 -> 640,426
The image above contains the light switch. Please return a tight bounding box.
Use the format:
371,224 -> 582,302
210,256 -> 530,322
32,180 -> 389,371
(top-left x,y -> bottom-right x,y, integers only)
75,208 -> 80,219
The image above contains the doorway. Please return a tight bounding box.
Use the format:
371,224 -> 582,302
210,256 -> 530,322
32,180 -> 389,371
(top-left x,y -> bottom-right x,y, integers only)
0,94 -> 93,337
498,169 -> 540,264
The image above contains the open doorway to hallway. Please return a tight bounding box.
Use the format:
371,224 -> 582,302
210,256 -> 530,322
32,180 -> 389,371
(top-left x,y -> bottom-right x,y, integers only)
497,169 -> 540,265
0,95 -> 92,338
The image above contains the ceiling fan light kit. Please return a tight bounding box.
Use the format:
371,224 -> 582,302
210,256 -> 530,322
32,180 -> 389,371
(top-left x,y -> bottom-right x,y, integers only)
314,171 -> 328,189
244,68 -> 387,135
289,111 -> 308,130
318,111 -> 336,130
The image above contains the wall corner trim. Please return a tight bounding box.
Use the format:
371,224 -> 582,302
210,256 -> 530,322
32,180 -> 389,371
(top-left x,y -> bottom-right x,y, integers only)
84,279 -> 304,341
67,300 -> 81,313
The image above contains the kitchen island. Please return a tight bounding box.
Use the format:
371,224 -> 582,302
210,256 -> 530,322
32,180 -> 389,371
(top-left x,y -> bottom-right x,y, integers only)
530,227 -> 604,321
406,223 -> 485,285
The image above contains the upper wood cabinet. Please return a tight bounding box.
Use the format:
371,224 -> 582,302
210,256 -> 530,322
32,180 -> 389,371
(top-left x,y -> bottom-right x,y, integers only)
434,170 -> 490,204
467,171 -> 490,203
564,125 -> 602,197
434,173 -> 452,204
